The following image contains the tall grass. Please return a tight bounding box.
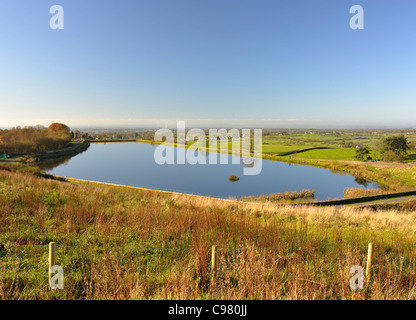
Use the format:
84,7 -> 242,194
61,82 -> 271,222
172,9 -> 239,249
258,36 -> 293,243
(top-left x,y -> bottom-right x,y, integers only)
343,187 -> 388,199
241,190 -> 315,203
0,170 -> 415,299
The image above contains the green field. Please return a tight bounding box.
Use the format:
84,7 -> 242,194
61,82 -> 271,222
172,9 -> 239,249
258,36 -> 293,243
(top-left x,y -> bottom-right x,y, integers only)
261,145 -> 309,155
284,148 -> 381,161
286,148 -> 357,160
261,130 -> 415,161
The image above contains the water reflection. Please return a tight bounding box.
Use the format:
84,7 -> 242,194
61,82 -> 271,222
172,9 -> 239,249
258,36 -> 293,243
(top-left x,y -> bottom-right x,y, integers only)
37,145 -> 90,171
42,142 -> 379,200
38,156 -> 73,171
354,176 -> 370,188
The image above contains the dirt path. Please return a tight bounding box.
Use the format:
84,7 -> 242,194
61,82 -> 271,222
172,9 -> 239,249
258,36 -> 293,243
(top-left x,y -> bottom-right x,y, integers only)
334,195 -> 416,208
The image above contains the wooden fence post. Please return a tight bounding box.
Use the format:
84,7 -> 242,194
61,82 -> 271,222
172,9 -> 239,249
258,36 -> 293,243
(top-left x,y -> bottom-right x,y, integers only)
211,245 -> 217,290
49,242 -> 56,286
366,243 -> 373,281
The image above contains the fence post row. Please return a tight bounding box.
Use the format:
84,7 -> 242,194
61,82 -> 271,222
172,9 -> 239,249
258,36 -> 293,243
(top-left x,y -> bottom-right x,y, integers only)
45,242 -> 376,288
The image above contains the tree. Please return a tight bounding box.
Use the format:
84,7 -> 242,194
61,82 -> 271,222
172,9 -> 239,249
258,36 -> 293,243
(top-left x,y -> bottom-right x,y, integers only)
380,135 -> 410,161
355,146 -> 371,161
48,123 -> 70,134
0,124 -> 72,154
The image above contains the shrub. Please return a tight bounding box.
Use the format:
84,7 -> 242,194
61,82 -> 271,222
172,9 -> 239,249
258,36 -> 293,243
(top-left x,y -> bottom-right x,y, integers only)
379,135 -> 410,162
229,175 -> 240,182
382,150 -> 405,162
355,146 -> 371,161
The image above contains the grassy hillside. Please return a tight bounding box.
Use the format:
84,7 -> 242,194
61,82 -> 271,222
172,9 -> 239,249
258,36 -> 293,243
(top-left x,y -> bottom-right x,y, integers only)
1,170 -> 416,299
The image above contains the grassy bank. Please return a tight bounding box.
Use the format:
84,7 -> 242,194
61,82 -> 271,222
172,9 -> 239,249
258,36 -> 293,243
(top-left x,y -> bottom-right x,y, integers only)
240,190 -> 315,203
2,141 -> 90,164
0,170 -> 416,299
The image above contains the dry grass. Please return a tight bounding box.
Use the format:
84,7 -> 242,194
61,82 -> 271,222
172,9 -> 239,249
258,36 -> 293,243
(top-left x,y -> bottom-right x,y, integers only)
240,190 -> 315,203
343,187 -> 389,199
0,169 -> 416,300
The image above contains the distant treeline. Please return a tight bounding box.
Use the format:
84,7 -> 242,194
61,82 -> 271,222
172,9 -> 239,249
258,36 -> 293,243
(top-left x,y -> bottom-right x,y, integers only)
89,129 -> 156,141
0,123 -> 72,154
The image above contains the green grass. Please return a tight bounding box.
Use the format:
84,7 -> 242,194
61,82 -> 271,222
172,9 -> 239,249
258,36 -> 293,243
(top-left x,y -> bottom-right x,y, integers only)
1,169 -> 416,299
261,145 -> 309,155
284,148 -> 376,161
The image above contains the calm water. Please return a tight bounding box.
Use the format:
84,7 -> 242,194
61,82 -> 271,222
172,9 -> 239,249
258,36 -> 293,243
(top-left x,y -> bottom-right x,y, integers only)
41,142 -> 378,200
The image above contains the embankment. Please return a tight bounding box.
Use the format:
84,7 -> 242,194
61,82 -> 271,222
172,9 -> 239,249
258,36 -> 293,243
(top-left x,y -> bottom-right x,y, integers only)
309,190 -> 416,207
11,141 -> 91,163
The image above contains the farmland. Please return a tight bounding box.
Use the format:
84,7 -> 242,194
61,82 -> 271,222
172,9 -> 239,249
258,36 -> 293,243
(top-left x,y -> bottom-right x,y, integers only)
261,129 -> 416,161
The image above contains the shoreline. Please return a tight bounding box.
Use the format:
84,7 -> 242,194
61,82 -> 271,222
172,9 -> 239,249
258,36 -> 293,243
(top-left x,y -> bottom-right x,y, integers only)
1,137 -> 414,207
1,140 -> 91,164
63,176 -> 416,208
87,138 -> 416,191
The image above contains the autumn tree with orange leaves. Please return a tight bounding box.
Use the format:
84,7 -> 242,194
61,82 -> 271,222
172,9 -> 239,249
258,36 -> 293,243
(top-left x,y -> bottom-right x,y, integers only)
48,123 -> 70,134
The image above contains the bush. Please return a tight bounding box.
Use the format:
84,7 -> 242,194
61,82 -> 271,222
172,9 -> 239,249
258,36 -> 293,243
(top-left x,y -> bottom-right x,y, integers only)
355,146 -> 371,161
229,175 -> 240,182
379,135 -> 410,162
382,150 -> 405,162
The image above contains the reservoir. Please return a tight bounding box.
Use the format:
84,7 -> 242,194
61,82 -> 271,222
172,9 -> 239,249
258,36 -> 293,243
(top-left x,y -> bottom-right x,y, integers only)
41,142 -> 379,200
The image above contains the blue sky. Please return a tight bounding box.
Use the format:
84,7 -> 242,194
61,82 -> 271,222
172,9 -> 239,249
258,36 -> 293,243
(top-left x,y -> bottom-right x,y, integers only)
0,0 -> 415,128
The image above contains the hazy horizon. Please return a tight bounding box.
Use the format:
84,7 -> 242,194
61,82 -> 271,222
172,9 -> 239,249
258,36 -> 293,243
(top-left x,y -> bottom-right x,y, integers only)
2,119 -> 416,131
